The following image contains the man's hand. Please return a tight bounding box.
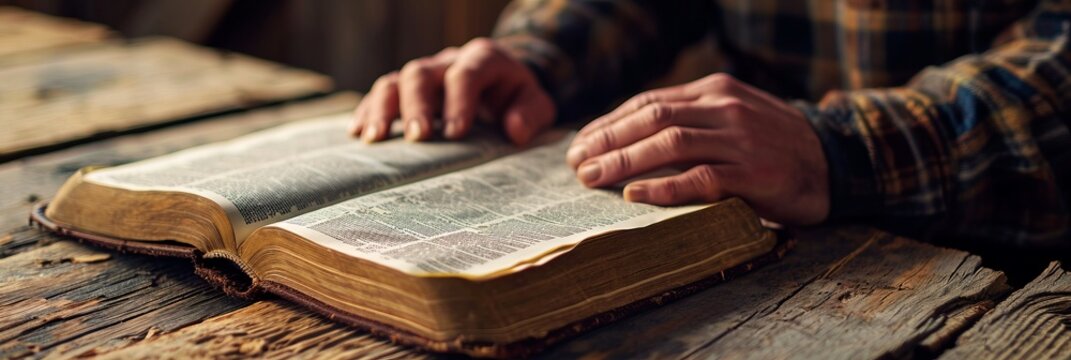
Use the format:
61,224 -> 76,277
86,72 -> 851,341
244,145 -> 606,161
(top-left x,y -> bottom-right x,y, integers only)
566,74 -> 830,225
351,38 -> 556,145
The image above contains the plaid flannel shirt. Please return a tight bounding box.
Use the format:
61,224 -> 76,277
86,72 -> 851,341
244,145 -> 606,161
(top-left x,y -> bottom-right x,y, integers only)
492,0 -> 1071,249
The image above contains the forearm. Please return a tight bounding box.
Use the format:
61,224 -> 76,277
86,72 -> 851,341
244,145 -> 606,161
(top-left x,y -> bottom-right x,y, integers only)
799,14 -> 1071,246
492,0 -> 712,122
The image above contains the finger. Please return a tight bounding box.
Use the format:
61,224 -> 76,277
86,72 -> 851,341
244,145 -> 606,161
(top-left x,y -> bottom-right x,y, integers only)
350,99 -> 368,136
443,39 -> 517,140
623,165 -> 736,205
355,72 -> 401,142
576,127 -> 740,188
575,86 -> 698,139
502,84 -> 556,145
398,54 -> 454,142
568,98 -> 746,168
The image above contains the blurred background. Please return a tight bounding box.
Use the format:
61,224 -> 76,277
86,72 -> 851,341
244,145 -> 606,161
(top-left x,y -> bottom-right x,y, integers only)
0,0 -> 512,91
1,0 -> 720,94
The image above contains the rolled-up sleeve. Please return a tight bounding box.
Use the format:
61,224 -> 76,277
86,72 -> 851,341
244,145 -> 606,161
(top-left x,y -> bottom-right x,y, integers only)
798,0 -> 1071,248
492,0 -> 713,122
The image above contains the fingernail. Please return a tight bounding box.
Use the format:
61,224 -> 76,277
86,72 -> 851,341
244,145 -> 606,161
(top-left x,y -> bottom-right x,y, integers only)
405,120 -> 422,142
566,145 -> 587,167
444,119 -> 460,139
578,163 -> 602,184
624,184 -> 647,202
362,124 -> 378,143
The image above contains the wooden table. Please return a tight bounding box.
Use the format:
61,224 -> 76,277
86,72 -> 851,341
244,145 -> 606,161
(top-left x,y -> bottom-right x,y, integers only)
2,9 -> 1070,360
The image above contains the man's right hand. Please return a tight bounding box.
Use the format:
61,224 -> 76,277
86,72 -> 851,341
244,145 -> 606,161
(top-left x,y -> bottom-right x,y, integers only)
351,37 -> 556,145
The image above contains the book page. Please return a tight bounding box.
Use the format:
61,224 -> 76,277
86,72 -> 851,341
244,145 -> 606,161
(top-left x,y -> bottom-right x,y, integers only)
269,136 -> 704,278
84,113 -> 517,242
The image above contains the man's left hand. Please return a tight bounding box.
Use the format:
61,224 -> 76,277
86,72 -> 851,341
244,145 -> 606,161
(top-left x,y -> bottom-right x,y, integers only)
566,73 -> 830,225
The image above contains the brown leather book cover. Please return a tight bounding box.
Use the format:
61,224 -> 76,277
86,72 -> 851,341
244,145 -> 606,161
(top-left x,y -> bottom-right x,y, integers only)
30,201 -> 794,358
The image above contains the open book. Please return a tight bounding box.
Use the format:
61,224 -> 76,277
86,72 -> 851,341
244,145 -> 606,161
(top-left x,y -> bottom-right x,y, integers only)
33,113 -> 788,358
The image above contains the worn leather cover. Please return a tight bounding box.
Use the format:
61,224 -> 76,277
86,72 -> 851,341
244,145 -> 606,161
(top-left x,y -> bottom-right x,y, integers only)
30,200 -> 794,358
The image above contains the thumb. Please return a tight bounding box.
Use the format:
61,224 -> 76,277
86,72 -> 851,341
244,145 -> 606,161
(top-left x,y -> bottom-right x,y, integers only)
503,85 -> 555,145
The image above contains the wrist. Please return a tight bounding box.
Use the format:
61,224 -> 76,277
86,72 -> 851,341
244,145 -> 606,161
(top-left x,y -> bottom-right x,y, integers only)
792,99 -> 883,223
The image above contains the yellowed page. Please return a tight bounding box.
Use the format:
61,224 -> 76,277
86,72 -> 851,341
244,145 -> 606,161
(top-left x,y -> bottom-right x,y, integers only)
267,136 -> 705,279
83,113 -> 516,243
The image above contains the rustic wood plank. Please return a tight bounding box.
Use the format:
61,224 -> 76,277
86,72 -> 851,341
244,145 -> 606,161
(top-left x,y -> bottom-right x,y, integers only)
540,228 -> 1010,359
940,261 -> 1071,359
90,227 -> 1009,359
0,88 -> 1014,357
0,94 -> 358,359
124,0 -> 233,43
0,36 -> 333,162
95,301 -> 433,360
0,241 -> 248,359
0,93 -> 359,235
0,6 -> 111,57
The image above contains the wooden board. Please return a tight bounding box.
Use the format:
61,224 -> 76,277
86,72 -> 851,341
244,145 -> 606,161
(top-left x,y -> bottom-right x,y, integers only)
0,93 -> 357,358
0,6 -> 111,57
540,227 -> 1010,359
940,261 -> 1071,359
0,106 -> 1014,358
0,241 -> 249,359
89,301 -> 435,359
21,227 -> 1007,359
0,37 -> 333,162
0,89 -> 1025,358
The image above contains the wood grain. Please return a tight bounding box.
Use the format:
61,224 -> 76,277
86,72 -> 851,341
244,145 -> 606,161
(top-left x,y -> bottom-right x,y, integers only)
0,6 -> 110,57
0,241 -> 248,359
538,227 -> 1010,359
85,228 -> 1010,359
939,261 -> 1071,360
0,93 -> 358,238
0,94 -> 357,359
96,301 -> 434,360
0,37 -> 333,161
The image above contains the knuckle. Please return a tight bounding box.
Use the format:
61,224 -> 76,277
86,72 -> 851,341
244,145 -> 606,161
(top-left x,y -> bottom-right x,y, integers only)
661,180 -> 682,200
465,37 -> 497,52
690,165 -> 721,197
630,92 -> 658,109
592,128 -> 616,151
719,97 -> 747,113
660,126 -> 691,149
693,165 -> 720,186
645,103 -> 673,126
718,98 -> 748,123
444,65 -> 476,83
401,59 -> 433,77
703,73 -> 737,92
373,72 -> 399,88
610,151 -> 633,174
706,72 -> 736,84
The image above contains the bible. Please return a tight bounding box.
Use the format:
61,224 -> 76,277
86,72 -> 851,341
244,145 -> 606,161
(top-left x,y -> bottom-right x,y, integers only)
32,113 -> 790,358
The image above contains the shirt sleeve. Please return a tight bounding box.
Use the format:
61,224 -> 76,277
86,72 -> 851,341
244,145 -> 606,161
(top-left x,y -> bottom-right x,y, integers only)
491,0 -> 713,122
797,0 -> 1071,248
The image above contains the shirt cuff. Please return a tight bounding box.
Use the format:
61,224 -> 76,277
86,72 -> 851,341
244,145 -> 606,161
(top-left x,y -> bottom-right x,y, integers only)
493,35 -> 588,124
793,99 -> 884,223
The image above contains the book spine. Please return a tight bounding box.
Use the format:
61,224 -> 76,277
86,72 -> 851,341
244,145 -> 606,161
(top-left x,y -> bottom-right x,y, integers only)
193,252 -> 263,300
31,200 -> 265,300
